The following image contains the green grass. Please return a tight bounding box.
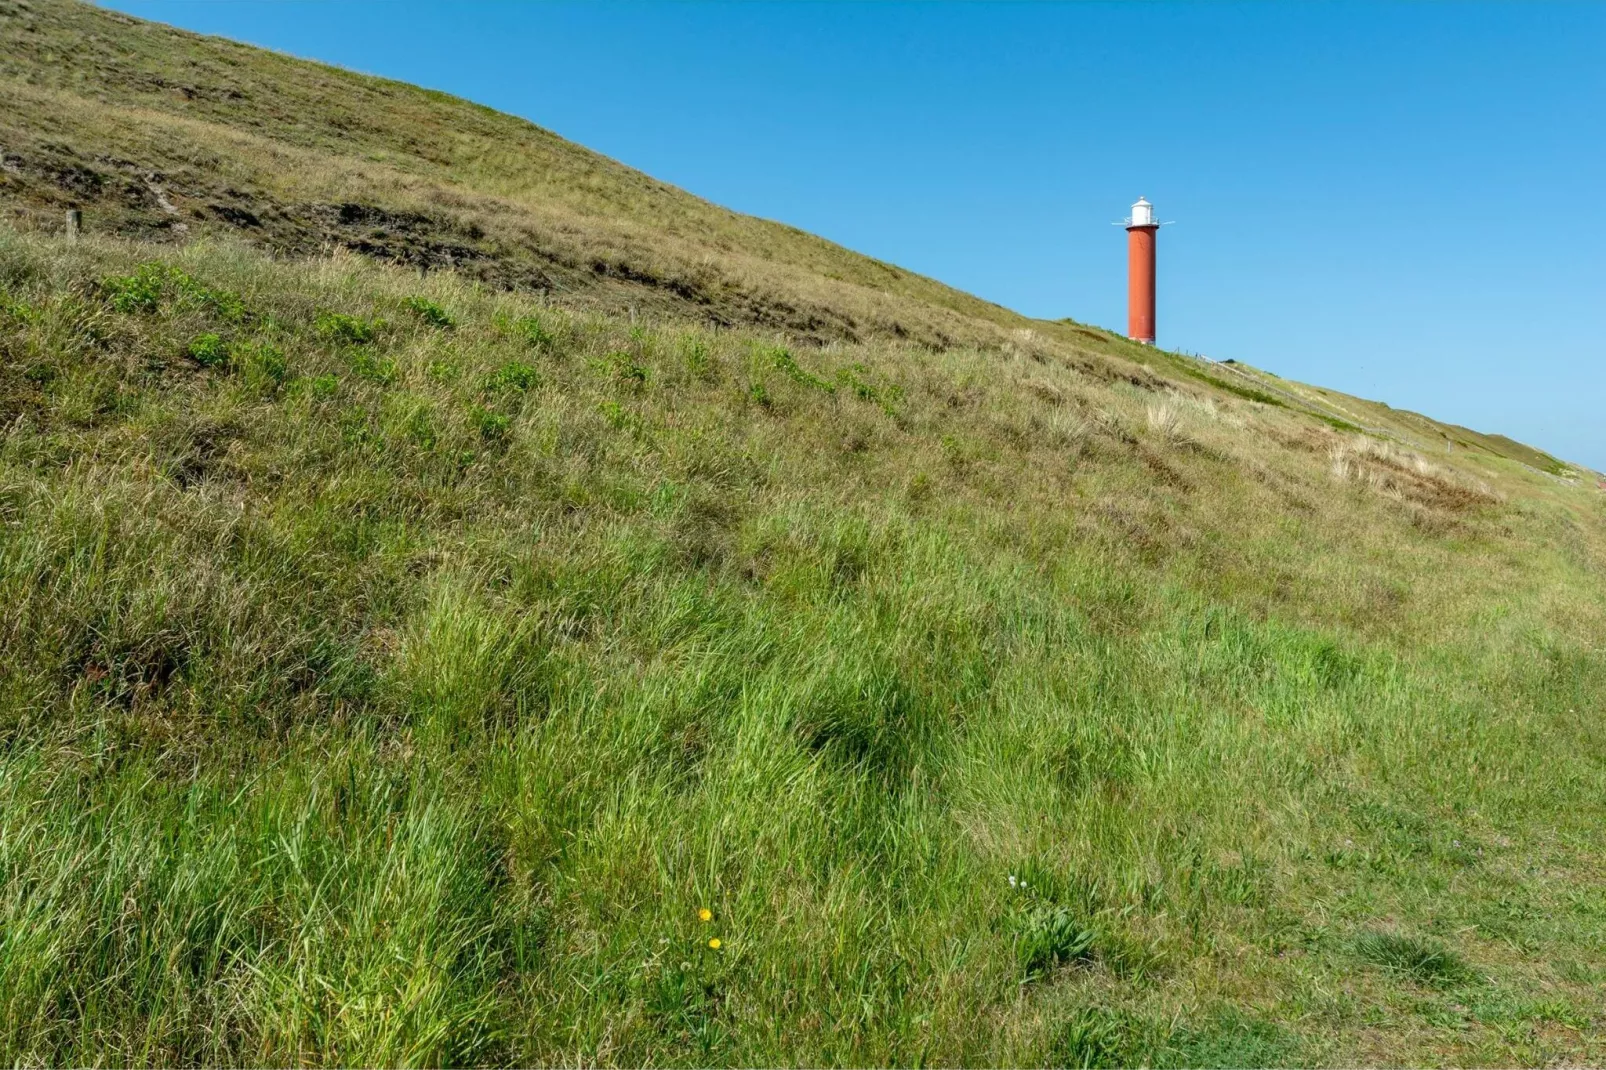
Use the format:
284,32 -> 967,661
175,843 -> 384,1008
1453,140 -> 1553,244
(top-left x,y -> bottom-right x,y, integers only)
0,2 -> 1604,1063
1355,931 -> 1472,986
0,232 -> 1603,1065
0,0 -> 1038,351
0,0 -> 1576,475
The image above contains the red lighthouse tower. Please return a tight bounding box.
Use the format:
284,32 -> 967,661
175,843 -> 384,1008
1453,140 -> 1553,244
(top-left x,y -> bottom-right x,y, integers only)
1125,197 -> 1161,345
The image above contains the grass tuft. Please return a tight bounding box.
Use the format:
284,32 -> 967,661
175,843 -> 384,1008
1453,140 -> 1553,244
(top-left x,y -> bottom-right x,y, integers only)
1355,930 -> 1472,985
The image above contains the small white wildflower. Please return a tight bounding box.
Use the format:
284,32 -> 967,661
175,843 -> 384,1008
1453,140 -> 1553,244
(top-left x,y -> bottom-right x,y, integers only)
1008,874 -> 1017,888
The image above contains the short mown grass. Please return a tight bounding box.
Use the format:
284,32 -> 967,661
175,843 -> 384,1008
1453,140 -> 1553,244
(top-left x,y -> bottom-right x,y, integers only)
0,232 -> 1604,1065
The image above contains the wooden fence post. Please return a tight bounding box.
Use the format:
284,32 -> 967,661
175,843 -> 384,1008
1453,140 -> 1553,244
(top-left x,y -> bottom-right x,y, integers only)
65,209 -> 82,242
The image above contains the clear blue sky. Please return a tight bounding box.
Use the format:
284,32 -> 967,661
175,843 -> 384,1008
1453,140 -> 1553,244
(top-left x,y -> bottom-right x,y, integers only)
103,1 -> 1606,469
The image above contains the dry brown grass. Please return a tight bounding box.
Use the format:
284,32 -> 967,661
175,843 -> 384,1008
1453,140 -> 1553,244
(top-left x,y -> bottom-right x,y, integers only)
1329,434 -> 1504,512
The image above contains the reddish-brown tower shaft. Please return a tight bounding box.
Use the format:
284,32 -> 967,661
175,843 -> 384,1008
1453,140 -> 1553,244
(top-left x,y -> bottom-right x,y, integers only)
1126,223 -> 1158,344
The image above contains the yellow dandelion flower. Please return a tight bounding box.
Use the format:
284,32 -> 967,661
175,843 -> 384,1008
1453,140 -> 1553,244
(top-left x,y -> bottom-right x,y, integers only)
708,938 -> 722,950
698,908 -> 712,922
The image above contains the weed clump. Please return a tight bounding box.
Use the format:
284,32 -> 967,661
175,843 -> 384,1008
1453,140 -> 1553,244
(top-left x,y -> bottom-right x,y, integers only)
403,296 -> 456,328
767,345 -> 833,393
1004,865 -> 1100,981
1,292 -> 40,324
1014,903 -> 1097,980
349,351 -> 398,385
316,311 -> 383,345
509,313 -> 556,352
485,361 -> 539,393
104,264 -> 165,313
834,363 -> 901,414
475,407 -> 511,444
104,262 -> 247,320
305,373 -> 340,400
186,332 -> 229,368
1355,930 -> 1471,985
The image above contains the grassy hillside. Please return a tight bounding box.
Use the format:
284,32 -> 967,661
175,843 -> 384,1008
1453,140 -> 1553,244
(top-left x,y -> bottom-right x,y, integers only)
0,0 -> 1581,475
0,0 -> 1035,349
2,2 -> 1606,1067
